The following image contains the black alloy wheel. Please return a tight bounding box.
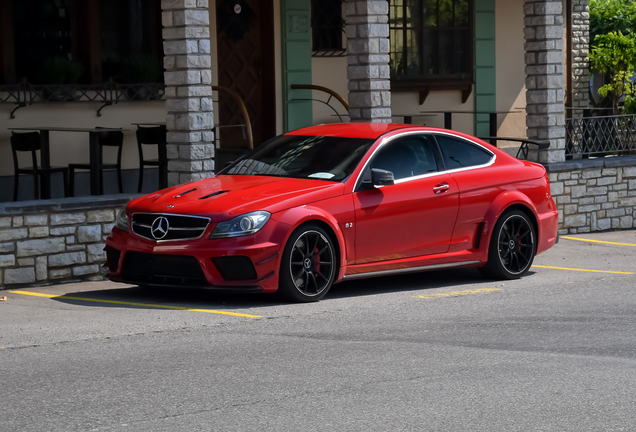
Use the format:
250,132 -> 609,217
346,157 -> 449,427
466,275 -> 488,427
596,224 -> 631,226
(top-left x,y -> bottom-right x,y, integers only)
481,209 -> 536,279
279,224 -> 336,302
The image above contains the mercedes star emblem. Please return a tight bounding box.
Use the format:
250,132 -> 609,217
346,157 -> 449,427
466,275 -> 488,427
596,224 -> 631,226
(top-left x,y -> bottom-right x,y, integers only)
151,217 -> 170,240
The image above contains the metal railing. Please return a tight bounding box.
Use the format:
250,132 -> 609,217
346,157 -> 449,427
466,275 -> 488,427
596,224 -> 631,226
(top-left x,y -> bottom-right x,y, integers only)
566,114 -> 636,158
0,79 -> 165,118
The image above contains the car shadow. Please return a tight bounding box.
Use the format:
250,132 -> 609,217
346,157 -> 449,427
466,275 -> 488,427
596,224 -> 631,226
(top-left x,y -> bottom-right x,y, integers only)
328,267 -> 506,299
51,267 -> 518,311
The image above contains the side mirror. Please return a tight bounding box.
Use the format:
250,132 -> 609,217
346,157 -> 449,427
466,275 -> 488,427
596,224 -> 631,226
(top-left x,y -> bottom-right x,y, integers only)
371,168 -> 395,186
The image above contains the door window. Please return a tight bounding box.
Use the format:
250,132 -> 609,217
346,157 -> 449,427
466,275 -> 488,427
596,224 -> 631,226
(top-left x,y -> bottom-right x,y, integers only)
370,135 -> 441,180
435,135 -> 493,170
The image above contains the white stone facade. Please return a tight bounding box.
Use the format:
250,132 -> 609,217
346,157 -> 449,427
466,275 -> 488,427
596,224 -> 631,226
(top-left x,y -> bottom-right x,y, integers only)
523,0 -> 567,163
162,0 -> 215,185
345,0 -> 392,122
571,0 -> 590,114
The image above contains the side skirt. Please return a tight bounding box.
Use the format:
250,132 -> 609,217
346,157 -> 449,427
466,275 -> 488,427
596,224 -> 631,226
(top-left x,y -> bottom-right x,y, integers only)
341,260 -> 482,281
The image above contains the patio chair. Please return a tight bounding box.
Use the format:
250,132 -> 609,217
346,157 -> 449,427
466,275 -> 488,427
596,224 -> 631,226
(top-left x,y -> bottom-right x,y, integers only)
10,131 -> 68,201
69,128 -> 124,196
135,125 -> 167,192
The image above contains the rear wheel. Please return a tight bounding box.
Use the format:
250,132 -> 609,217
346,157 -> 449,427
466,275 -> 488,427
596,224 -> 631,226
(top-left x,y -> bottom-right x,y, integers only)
278,224 -> 337,302
481,209 -> 536,279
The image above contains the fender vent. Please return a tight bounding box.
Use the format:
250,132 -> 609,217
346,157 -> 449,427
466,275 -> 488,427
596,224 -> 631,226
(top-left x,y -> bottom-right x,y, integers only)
474,222 -> 484,249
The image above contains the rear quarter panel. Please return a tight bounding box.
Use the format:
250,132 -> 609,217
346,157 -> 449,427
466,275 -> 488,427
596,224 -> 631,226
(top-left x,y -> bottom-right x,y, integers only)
448,156 -> 557,257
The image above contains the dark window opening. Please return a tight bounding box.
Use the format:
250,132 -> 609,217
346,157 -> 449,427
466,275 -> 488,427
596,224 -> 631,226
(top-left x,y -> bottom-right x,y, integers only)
311,0 -> 346,57
1,0 -> 162,85
99,0 -> 162,83
389,0 -> 472,88
12,0 -> 75,83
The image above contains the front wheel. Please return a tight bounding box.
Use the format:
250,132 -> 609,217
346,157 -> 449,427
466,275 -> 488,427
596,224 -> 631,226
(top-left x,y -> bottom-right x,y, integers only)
278,224 -> 337,302
481,209 -> 536,279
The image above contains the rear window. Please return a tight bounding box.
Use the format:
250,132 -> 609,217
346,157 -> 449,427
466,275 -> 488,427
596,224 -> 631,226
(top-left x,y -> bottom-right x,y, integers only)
435,135 -> 493,170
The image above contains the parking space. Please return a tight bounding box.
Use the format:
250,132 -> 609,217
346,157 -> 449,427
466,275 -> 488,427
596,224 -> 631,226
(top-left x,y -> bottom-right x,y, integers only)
2,230 -> 634,351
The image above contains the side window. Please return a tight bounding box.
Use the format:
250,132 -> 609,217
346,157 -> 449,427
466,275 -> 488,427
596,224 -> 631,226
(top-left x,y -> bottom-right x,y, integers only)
370,135 -> 440,180
435,135 -> 493,170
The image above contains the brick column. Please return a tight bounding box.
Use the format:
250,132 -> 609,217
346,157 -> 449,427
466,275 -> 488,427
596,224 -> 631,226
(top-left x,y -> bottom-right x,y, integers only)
161,0 -> 215,186
571,0 -> 590,115
345,0 -> 391,123
524,0 -> 566,163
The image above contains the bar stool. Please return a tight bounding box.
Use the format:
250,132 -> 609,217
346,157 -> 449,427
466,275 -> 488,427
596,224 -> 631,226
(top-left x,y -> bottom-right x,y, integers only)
69,129 -> 124,196
10,131 -> 68,201
135,125 -> 167,192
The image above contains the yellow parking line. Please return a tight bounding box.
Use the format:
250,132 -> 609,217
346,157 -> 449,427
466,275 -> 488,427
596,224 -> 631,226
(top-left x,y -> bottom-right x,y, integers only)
561,236 -> 636,247
532,265 -> 634,275
8,290 -> 262,318
415,288 -> 502,299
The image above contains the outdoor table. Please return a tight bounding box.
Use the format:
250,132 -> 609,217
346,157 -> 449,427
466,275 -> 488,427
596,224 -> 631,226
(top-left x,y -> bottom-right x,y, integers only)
131,122 -> 166,126
8,126 -> 129,198
419,110 -> 523,144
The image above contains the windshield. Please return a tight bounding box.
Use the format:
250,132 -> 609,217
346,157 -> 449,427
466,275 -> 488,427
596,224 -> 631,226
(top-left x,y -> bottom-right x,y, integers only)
221,135 -> 374,181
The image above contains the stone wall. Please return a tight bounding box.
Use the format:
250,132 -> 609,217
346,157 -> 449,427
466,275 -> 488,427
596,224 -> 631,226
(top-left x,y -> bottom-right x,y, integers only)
0,195 -> 135,288
547,156 -> 636,234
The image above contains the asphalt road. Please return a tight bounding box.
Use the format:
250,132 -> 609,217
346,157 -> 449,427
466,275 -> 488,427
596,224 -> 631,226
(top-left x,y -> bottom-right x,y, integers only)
1,230 -> 636,432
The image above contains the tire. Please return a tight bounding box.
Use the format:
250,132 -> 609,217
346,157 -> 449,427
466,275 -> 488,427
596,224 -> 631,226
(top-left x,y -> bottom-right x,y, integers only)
481,209 -> 536,279
278,224 -> 337,302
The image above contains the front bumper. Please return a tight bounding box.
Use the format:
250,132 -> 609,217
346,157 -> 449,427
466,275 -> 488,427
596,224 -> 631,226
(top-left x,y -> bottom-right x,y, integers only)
105,223 -> 285,293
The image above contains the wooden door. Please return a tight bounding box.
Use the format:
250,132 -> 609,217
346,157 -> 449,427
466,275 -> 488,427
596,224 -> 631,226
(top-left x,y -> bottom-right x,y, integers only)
216,0 -> 275,149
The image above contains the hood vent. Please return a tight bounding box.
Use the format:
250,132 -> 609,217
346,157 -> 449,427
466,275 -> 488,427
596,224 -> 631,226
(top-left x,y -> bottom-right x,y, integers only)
199,190 -> 228,200
173,188 -> 197,198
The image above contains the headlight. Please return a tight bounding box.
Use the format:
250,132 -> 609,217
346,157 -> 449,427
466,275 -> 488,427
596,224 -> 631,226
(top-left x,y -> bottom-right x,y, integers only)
210,211 -> 270,239
115,208 -> 129,232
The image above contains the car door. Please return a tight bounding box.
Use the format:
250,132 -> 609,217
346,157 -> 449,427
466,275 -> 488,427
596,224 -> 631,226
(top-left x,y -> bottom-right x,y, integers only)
353,134 -> 460,264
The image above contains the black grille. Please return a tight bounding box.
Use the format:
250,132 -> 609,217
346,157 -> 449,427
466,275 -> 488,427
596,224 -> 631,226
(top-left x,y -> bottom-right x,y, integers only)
122,251 -> 209,287
132,213 -> 210,241
212,256 -> 257,281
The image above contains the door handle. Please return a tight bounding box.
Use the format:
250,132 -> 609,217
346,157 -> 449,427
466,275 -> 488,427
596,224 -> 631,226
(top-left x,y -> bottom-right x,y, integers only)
433,182 -> 450,194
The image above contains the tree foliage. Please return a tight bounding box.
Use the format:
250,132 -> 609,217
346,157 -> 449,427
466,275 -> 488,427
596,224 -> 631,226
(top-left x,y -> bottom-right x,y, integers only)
590,0 -> 636,44
589,31 -> 636,113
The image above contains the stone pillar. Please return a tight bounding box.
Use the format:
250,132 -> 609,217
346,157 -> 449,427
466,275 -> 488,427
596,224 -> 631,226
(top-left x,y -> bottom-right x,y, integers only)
161,0 -> 215,186
345,0 -> 391,123
571,0 -> 590,115
523,0 -> 566,163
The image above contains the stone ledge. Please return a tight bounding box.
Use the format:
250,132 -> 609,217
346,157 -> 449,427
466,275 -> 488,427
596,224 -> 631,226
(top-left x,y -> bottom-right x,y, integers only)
543,156 -> 636,172
0,194 -> 141,216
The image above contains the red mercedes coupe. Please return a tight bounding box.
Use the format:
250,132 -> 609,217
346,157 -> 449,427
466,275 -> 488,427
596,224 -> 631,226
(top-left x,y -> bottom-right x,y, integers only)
105,123 -> 559,302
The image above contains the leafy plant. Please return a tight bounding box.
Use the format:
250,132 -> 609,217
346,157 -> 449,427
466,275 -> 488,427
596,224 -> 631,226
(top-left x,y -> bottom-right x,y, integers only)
589,31 -> 636,113
40,57 -> 85,84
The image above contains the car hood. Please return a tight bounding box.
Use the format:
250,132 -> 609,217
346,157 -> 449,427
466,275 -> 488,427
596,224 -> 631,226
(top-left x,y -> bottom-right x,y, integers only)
127,175 -> 344,221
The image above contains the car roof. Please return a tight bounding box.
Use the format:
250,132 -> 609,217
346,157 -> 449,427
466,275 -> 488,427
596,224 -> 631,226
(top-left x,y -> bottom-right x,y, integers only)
286,122 -> 416,139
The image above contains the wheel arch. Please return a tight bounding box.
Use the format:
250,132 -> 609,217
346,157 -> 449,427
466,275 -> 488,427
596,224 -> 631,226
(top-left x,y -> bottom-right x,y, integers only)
481,191 -> 540,257
272,206 -> 347,280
